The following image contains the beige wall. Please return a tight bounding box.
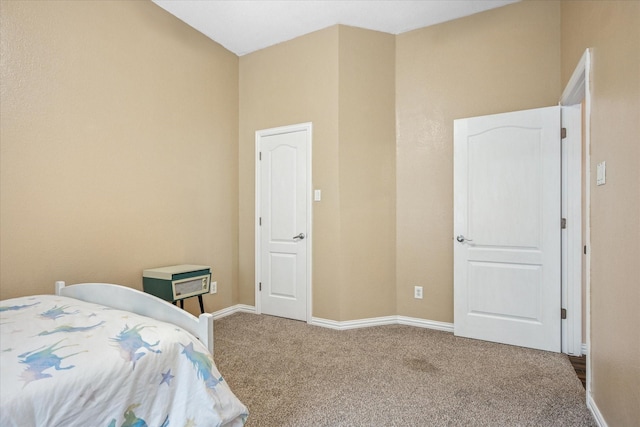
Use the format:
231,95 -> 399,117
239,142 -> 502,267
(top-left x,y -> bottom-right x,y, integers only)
561,1 -> 640,424
239,26 -> 396,321
395,0 -> 561,321
0,0 -> 239,315
337,27 -> 396,320
238,26 -> 341,319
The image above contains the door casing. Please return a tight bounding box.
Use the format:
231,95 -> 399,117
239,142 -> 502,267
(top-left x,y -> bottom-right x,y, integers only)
560,104 -> 582,356
560,49 -> 591,393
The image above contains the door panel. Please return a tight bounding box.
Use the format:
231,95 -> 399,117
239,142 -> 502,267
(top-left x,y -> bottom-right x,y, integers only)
468,128 -> 541,248
269,145 -> 297,239
269,253 -> 297,298
454,106 -> 561,352
468,262 -> 541,321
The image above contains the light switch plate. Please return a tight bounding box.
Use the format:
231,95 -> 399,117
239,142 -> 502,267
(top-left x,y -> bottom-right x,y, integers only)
596,161 -> 606,186
209,281 -> 217,294
314,189 -> 322,201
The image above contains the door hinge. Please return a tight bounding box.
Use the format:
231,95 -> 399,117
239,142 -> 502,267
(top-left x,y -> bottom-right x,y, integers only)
259,282 -> 262,291
561,218 -> 567,229
561,128 -> 567,139
259,217 -> 262,226
561,308 -> 567,319
259,152 -> 262,161
584,245 -> 587,255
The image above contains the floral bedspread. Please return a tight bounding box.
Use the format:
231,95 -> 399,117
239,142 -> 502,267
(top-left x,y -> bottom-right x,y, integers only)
0,294 -> 248,427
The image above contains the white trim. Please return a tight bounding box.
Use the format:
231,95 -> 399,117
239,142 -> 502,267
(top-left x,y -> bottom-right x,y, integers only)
560,104 -> 583,356
559,49 -> 591,362
311,315 -> 454,333
587,392 -> 609,427
561,50 -> 588,105
560,47 -> 593,399
255,122 -> 313,323
582,343 -> 587,356
211,304 -> 257,320
254,133 -> 261,316
396,316 -> 455,332
584,50 -> 593,400
311,315 -> 397,330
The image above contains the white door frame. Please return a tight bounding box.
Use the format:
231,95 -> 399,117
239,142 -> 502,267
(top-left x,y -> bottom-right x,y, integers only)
560,49 -> 591,394
561,103 -> 582,357
254,122 -> 313,322
560,49 -> 591,355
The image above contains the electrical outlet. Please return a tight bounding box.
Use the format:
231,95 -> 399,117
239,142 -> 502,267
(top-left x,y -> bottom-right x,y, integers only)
209,281 -> 217,294
414,286 -> 423,299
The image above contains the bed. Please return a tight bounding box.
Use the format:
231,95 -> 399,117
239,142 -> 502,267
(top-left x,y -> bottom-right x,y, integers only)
0,281 -> 248,426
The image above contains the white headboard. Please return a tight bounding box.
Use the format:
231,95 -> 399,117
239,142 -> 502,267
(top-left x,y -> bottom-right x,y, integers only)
55,281 -> 214,355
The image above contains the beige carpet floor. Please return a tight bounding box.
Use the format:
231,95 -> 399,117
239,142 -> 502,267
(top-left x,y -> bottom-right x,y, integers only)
214,313 -> 595,427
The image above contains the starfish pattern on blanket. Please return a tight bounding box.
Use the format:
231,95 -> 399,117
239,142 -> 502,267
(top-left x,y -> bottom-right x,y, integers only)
160,369 -> 174,386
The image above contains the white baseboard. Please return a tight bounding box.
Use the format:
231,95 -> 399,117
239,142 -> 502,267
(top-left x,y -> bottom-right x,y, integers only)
311,314 -> 454,333
211,304 -> 256,319
310,315 -> 398,330
397,316 -> 455,332
587,392 -> 608,427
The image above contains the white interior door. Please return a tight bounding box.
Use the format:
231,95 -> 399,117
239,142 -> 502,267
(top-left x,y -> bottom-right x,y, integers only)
257,123 -> 311,322
453,106 -> 561,352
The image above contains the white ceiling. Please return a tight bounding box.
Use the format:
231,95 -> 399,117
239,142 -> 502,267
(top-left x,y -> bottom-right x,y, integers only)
152,0 -> 519,56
